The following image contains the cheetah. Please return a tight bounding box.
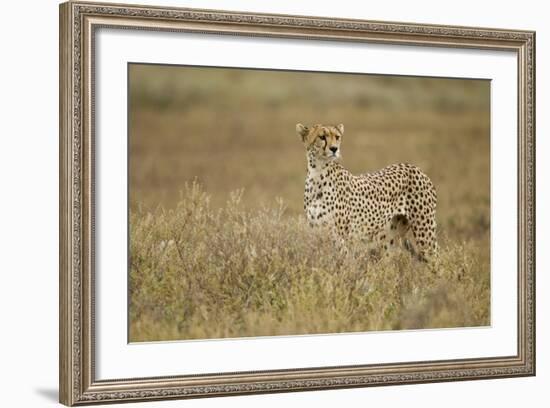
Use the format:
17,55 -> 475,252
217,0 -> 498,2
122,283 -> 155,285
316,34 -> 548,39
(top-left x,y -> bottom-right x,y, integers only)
297,123 -> 437,261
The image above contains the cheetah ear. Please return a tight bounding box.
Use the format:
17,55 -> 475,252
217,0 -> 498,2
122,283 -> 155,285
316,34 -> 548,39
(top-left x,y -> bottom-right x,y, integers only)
336,123 -> 344,135
296,123 -> 310,143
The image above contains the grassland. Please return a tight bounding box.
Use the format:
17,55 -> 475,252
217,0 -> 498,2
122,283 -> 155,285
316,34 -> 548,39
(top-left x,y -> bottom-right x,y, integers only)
128,65 -> 491,342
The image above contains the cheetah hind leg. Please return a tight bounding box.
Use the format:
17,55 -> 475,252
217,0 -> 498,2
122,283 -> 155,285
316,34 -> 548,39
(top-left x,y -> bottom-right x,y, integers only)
377,214 -> 409,259
381,214 -> 431,262
406,218 -> 438,263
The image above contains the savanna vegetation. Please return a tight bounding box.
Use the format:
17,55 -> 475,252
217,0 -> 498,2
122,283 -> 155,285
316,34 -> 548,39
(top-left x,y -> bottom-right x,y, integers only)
128,65 -> 491,342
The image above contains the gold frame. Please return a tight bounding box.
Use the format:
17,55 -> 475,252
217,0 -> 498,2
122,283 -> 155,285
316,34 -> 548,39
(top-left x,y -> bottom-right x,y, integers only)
59,1 -> 536,405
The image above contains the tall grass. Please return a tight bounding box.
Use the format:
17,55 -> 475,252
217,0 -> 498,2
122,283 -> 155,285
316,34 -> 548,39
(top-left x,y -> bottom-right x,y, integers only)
129,183 -> 490,342
128,64 -> 491,342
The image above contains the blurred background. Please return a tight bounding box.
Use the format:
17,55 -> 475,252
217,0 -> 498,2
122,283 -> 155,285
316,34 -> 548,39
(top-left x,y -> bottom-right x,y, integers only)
129,64 -> 490,242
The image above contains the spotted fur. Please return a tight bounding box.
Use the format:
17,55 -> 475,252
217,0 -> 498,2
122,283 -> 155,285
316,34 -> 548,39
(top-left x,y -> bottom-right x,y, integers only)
297,123 -> 438,261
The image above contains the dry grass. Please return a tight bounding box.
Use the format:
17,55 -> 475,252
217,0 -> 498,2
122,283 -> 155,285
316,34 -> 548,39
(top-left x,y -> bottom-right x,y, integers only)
129,183 -> 490,341
128,64 -> 491,342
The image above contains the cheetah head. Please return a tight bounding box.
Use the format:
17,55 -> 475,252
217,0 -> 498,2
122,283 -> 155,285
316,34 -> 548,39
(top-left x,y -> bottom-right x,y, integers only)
296,123 -> 344,161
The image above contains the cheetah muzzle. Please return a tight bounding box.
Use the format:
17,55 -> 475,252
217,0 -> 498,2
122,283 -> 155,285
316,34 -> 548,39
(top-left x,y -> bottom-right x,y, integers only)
297,123 -> 438,261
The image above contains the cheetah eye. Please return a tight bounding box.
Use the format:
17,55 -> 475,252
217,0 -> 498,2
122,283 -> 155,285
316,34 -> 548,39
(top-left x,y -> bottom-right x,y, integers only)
335,135 -> 340,140
319,135 -> 326,141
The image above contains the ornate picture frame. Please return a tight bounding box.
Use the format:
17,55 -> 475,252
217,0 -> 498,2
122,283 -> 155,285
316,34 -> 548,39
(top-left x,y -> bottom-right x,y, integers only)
59,1 -> 535,405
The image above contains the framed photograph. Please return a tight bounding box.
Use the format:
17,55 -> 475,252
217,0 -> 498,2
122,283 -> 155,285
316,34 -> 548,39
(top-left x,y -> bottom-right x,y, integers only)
59,1 -> 535,405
